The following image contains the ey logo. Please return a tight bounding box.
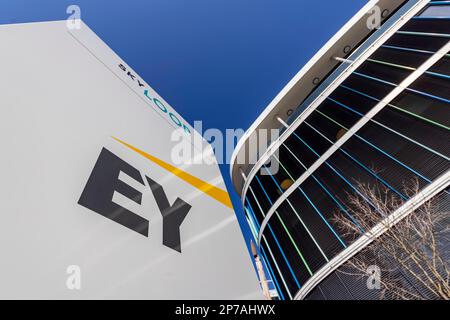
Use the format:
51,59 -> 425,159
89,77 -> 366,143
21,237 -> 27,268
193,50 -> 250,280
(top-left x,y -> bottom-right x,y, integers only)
78,137 -> 232,253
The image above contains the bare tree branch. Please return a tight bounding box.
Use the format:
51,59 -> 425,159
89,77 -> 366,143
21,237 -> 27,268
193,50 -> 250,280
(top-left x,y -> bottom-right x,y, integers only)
333,179 -> 449,300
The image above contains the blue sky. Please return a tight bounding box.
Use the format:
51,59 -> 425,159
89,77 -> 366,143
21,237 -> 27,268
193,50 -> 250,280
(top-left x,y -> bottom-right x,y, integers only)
0,0 -> 367,258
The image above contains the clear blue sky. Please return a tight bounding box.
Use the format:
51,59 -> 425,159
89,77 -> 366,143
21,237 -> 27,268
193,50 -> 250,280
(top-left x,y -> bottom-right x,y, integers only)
0,0 -> 367,257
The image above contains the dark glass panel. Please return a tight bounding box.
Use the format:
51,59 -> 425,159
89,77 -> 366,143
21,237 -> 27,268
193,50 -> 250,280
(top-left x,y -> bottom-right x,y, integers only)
304,111 -> 344,143
293,121 -> 332,156
331,85 -> 379,115
384,33 -> 448,53
317,99 -> 362,131
429,55 -> 450,75
401,17 -> 450,34
374,105 -> 450,159
278,144 -> 307,180
391,89 -> 450,129
408,73 -> 450,103
357,57 -> 412,84
341,73 -> 393,100
357,121 -> 447,183
270,202 -> 326,277
340,135 -> 427,195
369,45 -> 431,69
286,186 -> 344,258
254,160 -> 289,207
262,224 -> 301,295
284,128 -> 320,169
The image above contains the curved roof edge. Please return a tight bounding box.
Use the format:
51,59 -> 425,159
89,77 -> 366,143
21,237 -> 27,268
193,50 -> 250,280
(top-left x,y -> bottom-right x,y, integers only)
230,0 -> 407,194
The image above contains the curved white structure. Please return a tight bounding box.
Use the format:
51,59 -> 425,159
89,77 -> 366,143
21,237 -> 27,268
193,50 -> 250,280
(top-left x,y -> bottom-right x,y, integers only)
231,0 -> 450,300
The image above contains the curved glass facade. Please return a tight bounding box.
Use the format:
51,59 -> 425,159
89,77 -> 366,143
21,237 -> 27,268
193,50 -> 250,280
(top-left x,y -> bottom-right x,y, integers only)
240,1 -> 450,299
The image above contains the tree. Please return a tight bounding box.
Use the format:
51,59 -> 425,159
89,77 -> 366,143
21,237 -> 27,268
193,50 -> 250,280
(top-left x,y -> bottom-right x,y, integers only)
333,179 -> 450,300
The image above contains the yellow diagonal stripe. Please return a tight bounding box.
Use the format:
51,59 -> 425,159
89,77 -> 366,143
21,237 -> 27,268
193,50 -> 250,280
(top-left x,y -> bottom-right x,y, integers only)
113,137 -> 233,209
